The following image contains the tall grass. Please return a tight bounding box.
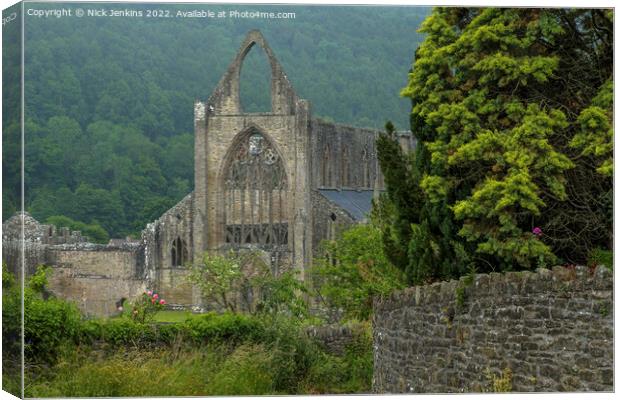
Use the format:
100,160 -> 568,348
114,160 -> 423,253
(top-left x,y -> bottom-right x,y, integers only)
9,266 -> 373,397
25,344 -> 275,397
24,335 -> 372,397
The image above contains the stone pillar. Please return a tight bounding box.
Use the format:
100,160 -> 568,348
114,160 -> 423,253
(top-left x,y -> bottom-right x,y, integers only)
192,100 -> 208,307
292,99 -> 312,279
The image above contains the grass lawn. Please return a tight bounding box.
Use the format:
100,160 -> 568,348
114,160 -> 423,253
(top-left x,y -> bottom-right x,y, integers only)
152,310 -> 193,322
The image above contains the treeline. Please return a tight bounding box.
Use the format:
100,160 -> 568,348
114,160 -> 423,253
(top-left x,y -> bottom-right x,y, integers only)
2,4 -> 429,239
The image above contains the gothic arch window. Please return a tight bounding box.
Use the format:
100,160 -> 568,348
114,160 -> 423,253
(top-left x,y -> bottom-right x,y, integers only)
362,144 -> 369,188
223,128 -> 288,249
171,237 -> 188,267
322,144 -> 331,187
341,146 -> 350,187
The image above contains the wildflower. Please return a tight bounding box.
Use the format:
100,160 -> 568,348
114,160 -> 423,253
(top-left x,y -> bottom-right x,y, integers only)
117,306 -> 123,312
151,298 -> 156,304
147,290 -> 153,296
153,293 -> 159,300
159,299 -> 166,305
532,227 -> 543,237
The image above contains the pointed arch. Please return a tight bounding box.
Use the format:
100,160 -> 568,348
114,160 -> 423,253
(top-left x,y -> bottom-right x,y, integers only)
362,143 -> 370,188
322,144 -> 331,187
206,30 -> 299,116
341,146 -> 350,187
171,237 -> 188,267
220,126 -> 289,249
239,42 -> 272,113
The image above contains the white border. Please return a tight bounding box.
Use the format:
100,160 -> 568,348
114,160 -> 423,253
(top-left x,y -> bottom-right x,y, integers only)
0,1 -> 617,400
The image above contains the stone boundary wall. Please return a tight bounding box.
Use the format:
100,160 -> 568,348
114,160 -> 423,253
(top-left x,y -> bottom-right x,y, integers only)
372,266 -> 613,393
305,324 -> 355,355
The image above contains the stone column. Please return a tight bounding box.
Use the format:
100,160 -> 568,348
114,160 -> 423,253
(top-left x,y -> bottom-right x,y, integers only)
292,99 -> 312,279
192,100 -> 208,308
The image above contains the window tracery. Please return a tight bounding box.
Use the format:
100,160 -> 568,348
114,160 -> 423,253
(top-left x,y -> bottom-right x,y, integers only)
223,129 -> 288,249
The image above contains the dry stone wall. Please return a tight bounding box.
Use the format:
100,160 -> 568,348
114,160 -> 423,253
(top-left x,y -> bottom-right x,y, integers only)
372,265 -> 613,393
306,325 -> 355,355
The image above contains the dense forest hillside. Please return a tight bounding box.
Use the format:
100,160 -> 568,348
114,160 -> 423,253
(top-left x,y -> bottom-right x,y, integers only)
3,4 -> 429,239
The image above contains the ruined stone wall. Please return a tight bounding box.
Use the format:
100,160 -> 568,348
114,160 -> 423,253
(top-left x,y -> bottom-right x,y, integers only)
305,324 -> 361,356
373,266 -> 614,393
2,212 -> 86,276
310,191 -> 356,252
310,119 -> 382,190
45,244 -> 147,317
195,30 -> 312,280
141,193 -> 195,308
309,122 -> 417,191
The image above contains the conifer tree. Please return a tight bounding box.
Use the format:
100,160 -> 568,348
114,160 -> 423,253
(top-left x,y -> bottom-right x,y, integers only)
379,8 -> 613,278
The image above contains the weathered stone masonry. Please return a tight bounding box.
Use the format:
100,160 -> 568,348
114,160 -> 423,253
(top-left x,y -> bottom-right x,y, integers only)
373,266 -> 613,393
2,30 -> 415,317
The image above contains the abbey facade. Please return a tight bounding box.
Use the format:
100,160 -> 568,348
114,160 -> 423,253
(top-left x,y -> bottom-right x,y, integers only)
2,30 -> 414,316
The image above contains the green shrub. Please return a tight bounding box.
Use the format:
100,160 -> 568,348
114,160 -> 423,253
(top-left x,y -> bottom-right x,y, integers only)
79,311 -> 267,348
256,315 -> 321,393
312,224 -> 406,321
2,262 -> 15,289
187,251 -> 309,319
2,265 -> 83,363
24,292 -> 83,362
2,266 -> 22,359
97,318 -> 157,345
341,322 -> 373,392
183,312 -> 264,344
588,248 -> 613,271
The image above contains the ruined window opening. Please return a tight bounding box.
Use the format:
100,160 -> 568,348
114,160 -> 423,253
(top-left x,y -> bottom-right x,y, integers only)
322,144 -> 331,187
239,44 -> 272,113
362,144 -> 370,188
223,129 -> 288,249
341,146 -> 350,187
171,237 -> 188,267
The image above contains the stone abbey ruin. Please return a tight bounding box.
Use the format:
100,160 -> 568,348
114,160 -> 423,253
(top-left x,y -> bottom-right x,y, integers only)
2,30 -> 414,316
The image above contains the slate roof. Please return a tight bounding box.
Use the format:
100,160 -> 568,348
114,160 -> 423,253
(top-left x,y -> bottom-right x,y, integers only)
317,189 -> 377,221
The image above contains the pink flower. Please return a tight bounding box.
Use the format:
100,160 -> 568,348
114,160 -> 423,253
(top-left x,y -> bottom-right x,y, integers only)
151,298 -> 156,304
117,306 -> 123,312
159,299 -> 166,305
153,293 -> 159,300
147,290 -> 153,296
532,227 -> 543,237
